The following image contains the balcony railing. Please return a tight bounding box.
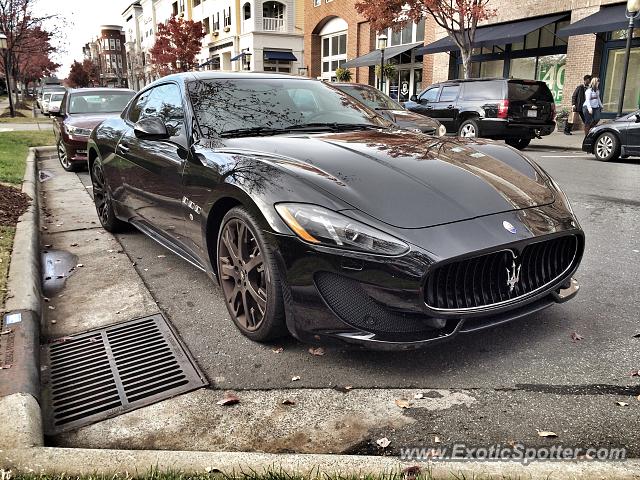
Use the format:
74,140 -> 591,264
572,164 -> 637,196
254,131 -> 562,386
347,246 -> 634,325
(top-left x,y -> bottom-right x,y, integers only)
263,17 -> 285,32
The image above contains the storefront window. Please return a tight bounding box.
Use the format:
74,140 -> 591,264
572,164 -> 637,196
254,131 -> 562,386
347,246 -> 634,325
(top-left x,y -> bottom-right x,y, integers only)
510,57 -> 536,79
611,28 -> 640,40
321,31 -> 347,81
413,69 -> 422,96
480,60 -> 503,78
536,54 -> 566,104
603,46 -> 640,112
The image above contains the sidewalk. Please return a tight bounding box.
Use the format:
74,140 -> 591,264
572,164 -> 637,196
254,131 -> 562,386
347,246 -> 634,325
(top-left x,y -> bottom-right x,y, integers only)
528,130 -> 585,151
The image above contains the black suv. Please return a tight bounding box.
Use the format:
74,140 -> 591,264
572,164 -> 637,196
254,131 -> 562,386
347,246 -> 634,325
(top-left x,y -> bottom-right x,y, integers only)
405,78 -> 556,150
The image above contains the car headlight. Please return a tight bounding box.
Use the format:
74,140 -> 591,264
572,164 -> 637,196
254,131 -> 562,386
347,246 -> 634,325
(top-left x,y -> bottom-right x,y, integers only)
437,124 -> 447,137
65,125 -> 92,136
275,203 -> 409,256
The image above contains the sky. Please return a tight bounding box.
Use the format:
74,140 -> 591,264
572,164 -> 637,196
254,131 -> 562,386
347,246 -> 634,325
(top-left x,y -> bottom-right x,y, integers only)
37,0 -> 132,78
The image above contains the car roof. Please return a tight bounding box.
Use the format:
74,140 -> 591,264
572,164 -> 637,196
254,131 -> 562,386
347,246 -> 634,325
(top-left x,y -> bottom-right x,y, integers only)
331,82 -> 372,88
144,71 -> 314,90
67,87 -> 135,94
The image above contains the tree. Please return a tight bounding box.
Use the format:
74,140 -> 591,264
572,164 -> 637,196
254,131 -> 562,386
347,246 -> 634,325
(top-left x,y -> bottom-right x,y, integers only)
0,0 -> 57,116
335,67 -> 353,82
14,26 -> 59,93
149,15 -> 204,77
67,60 -> 90,88
355,0 -> 495,79
82,59 -> 100,86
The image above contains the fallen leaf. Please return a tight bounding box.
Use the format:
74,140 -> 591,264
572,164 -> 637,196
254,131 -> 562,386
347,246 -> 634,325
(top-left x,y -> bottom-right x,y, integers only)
308,347 -> 325,356
291,376 -> 301,381
636,395 -> 640,401
402,465 -> 421,480
537,430 -> 558,438
48,305 -> 55,310
616,401 -> 629,407
0,365 -> 12,369
629,369 -> 640,377
70,243 -> 78,247
414,393 -> 424,399
157,254 -> 166,258
333,385 -> 353,393
571,332 -> 583,342
376,437 -> 391,448
0,329 -> 12,336
50,320 -> 57,324
272,347 -> 283,353
76,263 -> 84,268
395,398 -> 412,409
282,399 -> 296,405
217,393 -> 240,406
633,333 -> 640,338
434,435 -> 441,443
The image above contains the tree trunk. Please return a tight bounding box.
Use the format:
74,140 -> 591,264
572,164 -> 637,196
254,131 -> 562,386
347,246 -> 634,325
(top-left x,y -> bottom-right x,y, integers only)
460,49 -> 472,80
4,54 -> 16,117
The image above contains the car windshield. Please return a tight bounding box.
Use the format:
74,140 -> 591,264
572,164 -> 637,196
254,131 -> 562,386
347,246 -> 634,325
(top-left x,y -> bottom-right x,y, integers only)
334,85 -> 402,111
188,78 -> 391,137
50,93 -> 64,102
68,91 -> 135,114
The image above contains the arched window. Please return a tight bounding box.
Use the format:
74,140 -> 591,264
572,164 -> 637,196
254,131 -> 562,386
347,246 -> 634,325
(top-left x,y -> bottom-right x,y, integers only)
243,2 -> 251,20
262,1 -> 285,31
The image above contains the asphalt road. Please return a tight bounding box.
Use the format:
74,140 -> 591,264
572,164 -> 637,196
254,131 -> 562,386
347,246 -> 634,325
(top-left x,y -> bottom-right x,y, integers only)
76,145 -> 640,454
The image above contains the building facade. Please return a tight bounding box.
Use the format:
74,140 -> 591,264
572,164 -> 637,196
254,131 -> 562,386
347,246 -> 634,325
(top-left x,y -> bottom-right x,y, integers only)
306,0 -> 639,117
83,25 -> 129,88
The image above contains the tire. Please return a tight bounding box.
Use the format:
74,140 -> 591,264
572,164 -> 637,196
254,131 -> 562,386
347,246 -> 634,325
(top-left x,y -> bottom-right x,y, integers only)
90,157 -> 128,233
505,138 -> 532,150
594,132 -> 620,162
217,206 -> 287,342
57,140 -> 79,172
458,118 -> 479,138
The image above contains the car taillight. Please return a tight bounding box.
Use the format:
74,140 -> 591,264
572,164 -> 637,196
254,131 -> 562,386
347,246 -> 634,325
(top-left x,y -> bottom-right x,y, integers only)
498,100 -> 509,119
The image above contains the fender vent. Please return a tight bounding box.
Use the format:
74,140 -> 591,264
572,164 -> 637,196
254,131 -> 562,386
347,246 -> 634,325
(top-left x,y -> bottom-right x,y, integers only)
43,314 -> 207,435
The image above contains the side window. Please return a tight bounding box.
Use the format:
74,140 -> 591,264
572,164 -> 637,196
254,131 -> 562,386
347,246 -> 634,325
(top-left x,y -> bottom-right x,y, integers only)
129,92 -> 148,123
139,84 -> 185,138
60,93 -> 68,115
439,85 -> 460,103
420,87 -> 440,103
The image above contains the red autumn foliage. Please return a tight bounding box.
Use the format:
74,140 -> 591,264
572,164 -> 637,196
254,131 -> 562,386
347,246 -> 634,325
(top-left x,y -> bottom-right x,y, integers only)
355,0 -> 495,79
67,60 -> 90,88
149,15 -> 204,77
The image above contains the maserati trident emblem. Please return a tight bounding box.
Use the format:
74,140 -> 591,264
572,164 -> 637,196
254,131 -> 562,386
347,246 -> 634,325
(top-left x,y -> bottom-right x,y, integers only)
503,220 -> 517,234
506,258 -> 522,293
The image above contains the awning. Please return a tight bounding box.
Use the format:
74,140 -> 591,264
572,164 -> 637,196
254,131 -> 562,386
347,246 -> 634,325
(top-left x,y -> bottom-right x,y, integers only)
264,50 -> 297,61
230,52 -> 244,61
556,4 -> 640,37
343,42 -> 422,68
416,14 -> 568,55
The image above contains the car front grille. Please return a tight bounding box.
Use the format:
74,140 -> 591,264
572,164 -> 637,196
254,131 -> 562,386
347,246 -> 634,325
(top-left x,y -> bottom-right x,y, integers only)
425,235 -> 580,311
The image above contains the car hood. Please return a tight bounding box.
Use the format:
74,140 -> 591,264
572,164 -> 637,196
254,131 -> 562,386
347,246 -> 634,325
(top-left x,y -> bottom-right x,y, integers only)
65,113 -> 119,129
224,130 -> 555,229
379,109 -> 439,132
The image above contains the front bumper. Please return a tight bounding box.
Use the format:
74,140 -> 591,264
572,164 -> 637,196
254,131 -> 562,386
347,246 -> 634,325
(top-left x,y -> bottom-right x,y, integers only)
62,135 -> 90,163
269,204 -> 583,350
479,119 -> 555,139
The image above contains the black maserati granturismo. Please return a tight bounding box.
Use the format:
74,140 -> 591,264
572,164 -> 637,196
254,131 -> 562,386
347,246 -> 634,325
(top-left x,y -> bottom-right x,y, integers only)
87,72 -> 584,350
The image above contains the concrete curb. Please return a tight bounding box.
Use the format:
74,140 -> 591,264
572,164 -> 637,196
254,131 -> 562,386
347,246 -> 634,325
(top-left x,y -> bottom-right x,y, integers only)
0,147 -> 50,449
1,447 -> 639,479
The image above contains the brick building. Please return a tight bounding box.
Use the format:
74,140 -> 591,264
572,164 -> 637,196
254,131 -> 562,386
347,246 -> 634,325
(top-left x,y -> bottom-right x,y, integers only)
305,0 -> 639,116
84,25 -> 129,88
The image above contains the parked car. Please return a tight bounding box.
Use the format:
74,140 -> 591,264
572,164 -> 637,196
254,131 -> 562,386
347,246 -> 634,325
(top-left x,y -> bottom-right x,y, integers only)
40,92 -> 53,114
331,82 -> 446,136
47,92 -> 65,115
405,78 -> 556,150
87,72 -> 583,350
582,110 -> 640,162
52,88 -> 136,171
38,85 -> 65,110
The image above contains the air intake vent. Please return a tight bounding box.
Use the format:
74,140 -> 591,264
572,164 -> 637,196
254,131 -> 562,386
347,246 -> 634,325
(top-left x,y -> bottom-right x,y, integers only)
43,314 -> 207,434
425,235 -> 580,311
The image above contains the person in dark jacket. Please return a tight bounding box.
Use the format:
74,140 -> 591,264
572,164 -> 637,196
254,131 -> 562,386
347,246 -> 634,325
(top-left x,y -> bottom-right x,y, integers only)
564,75 -> 592,135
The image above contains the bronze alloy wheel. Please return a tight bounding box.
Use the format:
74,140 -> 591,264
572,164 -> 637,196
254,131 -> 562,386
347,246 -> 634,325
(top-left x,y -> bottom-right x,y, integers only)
218,217 -> 269,332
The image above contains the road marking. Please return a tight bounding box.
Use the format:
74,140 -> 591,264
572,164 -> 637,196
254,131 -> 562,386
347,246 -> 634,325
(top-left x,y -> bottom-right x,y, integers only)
0,128 -> 14,132
540,154 -> 590,158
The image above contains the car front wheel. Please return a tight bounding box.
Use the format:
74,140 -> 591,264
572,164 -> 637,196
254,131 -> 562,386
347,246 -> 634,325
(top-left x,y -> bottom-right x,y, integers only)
57,140 -> 79,172
217,207 -> 286,342
594,132 -> 620,162
91,157 -> 128,232
505,138 -> 532,150
458,118 -> 479,138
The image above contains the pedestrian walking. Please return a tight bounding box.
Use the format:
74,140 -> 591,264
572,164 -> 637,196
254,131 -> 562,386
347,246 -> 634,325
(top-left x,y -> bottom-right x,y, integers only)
564,74 -> 592,135
582,77 -> 603,135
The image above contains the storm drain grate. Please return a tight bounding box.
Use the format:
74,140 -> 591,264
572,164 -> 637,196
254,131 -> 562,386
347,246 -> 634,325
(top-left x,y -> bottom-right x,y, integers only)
43,314 -> 207,434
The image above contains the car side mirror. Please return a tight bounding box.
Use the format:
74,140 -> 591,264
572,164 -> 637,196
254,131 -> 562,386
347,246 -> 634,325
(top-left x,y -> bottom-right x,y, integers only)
134,116 -> 170,140
410,95 -> 418,102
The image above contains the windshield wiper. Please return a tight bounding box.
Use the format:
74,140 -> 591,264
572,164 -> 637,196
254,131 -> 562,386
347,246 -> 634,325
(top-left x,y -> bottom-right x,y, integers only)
219,126 -> 293,138
284,122 -> 383,132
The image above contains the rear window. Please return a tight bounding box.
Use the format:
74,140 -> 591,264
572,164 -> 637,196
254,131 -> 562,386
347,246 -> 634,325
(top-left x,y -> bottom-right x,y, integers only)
508,81 -> 554,102
461,81 -> 504,101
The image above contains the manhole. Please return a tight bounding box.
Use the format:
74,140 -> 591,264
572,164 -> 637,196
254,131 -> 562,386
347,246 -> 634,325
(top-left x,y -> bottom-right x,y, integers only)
42,314 -> 207,434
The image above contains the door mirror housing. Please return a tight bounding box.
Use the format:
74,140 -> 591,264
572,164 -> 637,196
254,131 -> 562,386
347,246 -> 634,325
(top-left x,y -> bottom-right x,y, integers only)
134,116 -> 170,140
410,95 -> 418,102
